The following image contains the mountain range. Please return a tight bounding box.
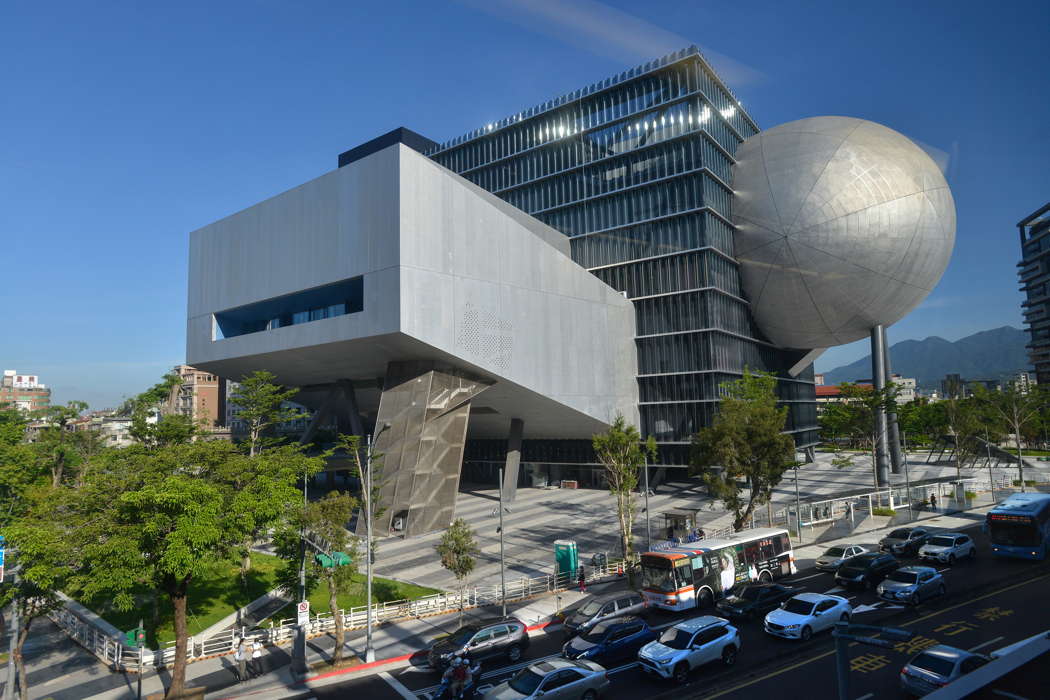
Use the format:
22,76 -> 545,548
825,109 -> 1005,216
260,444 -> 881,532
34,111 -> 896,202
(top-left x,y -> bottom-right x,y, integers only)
819,326 -> 1032,389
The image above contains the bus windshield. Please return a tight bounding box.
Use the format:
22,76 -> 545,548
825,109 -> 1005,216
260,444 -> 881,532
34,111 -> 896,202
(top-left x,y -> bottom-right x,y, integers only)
641,560 -> 679,592
989,520 -> 1040,547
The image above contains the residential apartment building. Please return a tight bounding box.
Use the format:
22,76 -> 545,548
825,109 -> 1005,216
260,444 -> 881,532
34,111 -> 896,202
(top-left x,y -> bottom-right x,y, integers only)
1,369 -> 51,413
167,364 -> 226,429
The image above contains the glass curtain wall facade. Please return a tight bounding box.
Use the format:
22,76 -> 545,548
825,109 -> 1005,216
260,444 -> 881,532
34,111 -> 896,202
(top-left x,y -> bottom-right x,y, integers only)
1018,202 -> 1050,385
426,46 -> 819,471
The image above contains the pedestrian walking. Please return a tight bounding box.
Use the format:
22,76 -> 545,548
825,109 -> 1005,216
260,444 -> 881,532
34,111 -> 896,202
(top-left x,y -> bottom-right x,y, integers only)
234,638 -> 247,682
249,638 -> 264,678
577,565 -> 586,593
930,493 -> 937,512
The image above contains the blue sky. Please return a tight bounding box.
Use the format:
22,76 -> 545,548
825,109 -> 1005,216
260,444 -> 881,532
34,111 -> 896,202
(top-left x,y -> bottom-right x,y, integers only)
3,0 -> 1047,409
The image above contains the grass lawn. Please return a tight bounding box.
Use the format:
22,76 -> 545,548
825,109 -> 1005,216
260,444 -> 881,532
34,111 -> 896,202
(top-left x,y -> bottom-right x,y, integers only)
75,552 -> 282,647
271,573 -> 442,622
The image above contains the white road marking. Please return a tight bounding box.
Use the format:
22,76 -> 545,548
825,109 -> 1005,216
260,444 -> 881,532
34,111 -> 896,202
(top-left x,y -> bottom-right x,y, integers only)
824,586 -> 845,594
380,671 -> 419,700
990,691 -> 1029,700
968,636 -> 1005,652
855,693 -> 874,700
606,661 -> 641,675
793,573 -> 825,582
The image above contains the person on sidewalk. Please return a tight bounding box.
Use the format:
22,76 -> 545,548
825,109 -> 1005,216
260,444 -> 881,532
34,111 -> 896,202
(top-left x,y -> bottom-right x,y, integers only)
234,639 -> 248,682
249,638 -> 264,678
930,493 -> 938,512
449,657 -> 470,697
577,565 -> 587,593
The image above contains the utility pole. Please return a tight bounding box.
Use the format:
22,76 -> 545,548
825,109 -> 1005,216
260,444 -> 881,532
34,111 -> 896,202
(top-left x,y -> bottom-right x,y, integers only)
364,432 -> 375,663
793,464 -> 803,544
642,454 -> 652,551
292,462 -> 309,676
986,431 -> 994,496
497,467 -> 508,618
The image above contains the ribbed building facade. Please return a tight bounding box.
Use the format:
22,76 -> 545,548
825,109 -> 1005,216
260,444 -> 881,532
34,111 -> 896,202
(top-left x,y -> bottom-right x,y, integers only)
1019,202 -> 1050,385
426,47 -> 818,475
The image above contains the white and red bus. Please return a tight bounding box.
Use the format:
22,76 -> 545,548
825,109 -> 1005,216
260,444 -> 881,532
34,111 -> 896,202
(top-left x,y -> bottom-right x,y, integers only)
639,528 -> 795,612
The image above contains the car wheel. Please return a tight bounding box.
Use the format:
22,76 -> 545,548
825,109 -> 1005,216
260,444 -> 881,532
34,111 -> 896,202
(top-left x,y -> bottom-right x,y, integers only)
948,554 -> 955,565
581,691 -> 598,700
800,626 -> 813,641
722,645 -> 738,666
673,662 -> 689,684
759,570 -> 772,583
909,593 -> 919,606
839,612 -> 850,622
697,589 -> 713,609
506,644 -> 521,662
969,548 -> 976,560
938,584 -> 946,597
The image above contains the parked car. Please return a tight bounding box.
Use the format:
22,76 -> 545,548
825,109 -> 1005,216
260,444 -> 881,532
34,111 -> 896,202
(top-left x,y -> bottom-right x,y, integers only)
562,615 -> 656,665
835,552 -> 899,590
899,645 -> 990,696
815,544 -> 869,572
763,592 -> 851,641
715,583 -> 798,620
427,617 -> 530,670
876,566 -> 945,605
483,658 -> 609,700
879,527 -> 931,556
563,592 -> 647,638
919,532 -> 976,564
637,615 -> 740,684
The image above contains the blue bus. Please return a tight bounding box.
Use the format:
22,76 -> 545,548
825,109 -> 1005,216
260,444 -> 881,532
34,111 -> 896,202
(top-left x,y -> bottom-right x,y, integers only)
986,493 -> 1050,560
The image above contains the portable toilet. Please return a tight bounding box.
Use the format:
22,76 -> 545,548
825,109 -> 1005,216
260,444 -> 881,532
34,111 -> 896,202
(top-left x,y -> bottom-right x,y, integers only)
553,540 -> 578,581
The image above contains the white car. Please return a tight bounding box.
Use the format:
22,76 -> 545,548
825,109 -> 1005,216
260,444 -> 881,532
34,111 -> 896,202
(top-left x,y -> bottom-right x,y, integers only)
637,616 -> 740,684
919,532 -> 976,564
815,544 -> 868,572
764,592 -> 851,641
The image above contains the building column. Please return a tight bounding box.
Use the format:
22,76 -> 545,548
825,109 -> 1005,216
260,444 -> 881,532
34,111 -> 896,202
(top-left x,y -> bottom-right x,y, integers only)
882,332 -> 904,475
502,418 -> 524,505
871,325 -> 890,486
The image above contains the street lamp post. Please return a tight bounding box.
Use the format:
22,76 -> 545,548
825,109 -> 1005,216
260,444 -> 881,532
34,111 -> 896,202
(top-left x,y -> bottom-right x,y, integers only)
793,465 -> 803,544
985,431 -> 994,496
642,455 -> 652,551
363,423 -> 389,664
497,467 -> 508,618
902,430 -> 912,520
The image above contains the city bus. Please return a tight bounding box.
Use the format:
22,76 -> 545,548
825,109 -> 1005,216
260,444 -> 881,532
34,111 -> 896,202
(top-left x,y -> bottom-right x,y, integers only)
639,528 -> 795,612
986,492 -> 1050,560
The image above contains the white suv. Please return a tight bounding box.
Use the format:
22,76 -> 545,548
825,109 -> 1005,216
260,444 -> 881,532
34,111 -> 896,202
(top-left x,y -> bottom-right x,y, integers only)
764,593 -> 851,641
919,532 -> 976,564
637,616 -> 739,684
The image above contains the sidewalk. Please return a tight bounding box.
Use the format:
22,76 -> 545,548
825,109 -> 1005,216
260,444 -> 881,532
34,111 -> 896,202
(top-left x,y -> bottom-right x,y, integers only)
72,580 -> 617,700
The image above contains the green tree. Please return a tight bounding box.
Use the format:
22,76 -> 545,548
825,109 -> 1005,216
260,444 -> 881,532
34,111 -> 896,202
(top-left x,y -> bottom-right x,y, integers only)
342,434 -> 385,569
66,441 -> 320,699
436,518 -> 479,624
32,401 -> 88,487
124,373 -> 199,449
827,382 -> 901,487
592,415 -> 656,563
691,370 -> 796,532
231,370 -> 304,456
974,383 -> 1050,490
941,395 -> 984,481
302,491 -> 358,665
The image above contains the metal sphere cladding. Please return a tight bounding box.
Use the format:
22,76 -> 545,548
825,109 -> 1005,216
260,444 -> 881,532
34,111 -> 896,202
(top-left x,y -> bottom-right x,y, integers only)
731,116 -> 955,350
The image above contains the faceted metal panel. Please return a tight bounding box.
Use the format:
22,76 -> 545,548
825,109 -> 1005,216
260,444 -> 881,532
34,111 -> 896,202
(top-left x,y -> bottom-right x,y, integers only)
732,117 -> 956,349
373,361 -> 491,537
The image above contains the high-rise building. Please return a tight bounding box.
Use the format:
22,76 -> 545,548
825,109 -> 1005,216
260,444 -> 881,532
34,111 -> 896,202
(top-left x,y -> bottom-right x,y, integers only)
423,47 -> 818,471
1,370 -> 51,413
1018,202 -> 1050,384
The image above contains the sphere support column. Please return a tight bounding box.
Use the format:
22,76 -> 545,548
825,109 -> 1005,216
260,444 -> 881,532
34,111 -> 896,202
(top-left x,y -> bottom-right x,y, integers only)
870,325 -> 890,487
882,330 -> 904,475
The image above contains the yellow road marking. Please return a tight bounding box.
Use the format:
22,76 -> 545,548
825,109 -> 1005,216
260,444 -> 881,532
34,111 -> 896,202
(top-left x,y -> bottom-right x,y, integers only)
702,572 -> 1050,698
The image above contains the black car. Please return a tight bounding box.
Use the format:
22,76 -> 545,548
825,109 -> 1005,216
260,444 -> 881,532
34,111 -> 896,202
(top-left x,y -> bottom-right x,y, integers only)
835,552 -> 899,590
715,583 -> 799,621
563,591 -> 646,638
879,527 -> 931,557
426,617 -> 530,670
562,615 -> 657,665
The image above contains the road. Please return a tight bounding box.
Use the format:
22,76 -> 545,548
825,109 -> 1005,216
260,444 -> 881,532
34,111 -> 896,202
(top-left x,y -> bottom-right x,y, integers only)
314,525 -> 1049,700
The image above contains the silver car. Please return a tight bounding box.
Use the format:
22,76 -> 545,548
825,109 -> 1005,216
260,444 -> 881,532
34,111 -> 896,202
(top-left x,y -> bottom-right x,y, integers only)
876,566 -> 945,605
919,533 -> 976,564
484,658 -> 609,700
900,645 -> 990,696
814,544 -> 868,572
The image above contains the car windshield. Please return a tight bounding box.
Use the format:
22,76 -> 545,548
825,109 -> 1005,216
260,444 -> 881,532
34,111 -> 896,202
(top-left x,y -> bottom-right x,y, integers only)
927,536 -> 955,547
824,547 -> 846,557
782,598 -> 816,615
910,653 -> 957,677
581,622 -> 612,643
887,570 -> 918,583
739,586 -> 763,601
888,529 -> 911,539
448,626 -> 477,645
578,599 -> 603,616
641,563 -> 678,593
658,627 -> 694,650
508,668 -> 545,695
